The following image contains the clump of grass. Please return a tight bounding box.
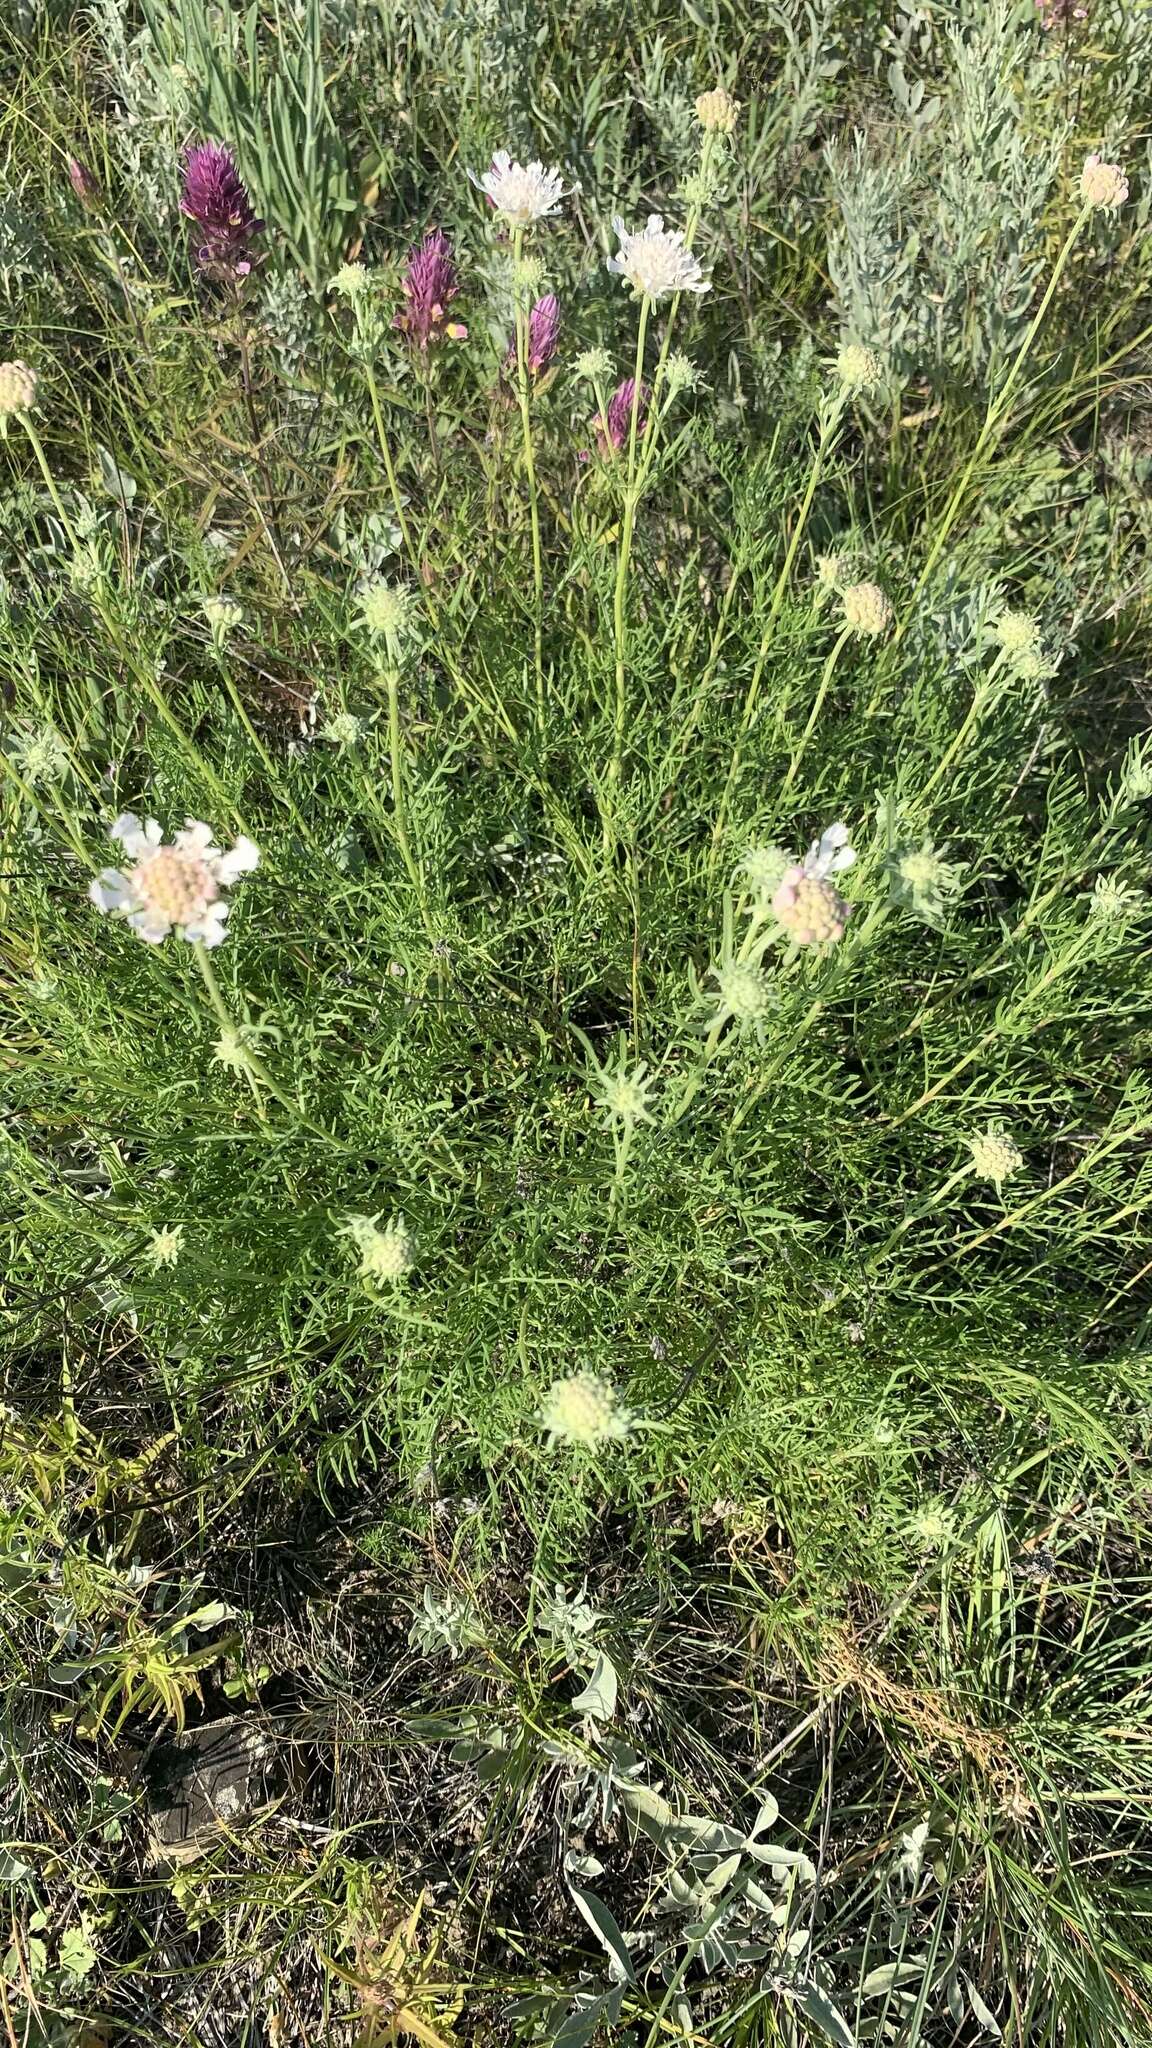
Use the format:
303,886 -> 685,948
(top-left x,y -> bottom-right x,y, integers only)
2,0 -> 1152,2041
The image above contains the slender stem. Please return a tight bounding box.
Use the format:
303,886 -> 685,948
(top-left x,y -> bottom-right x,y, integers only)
364,357 -> 418,570
741,395 -> 846,736
707,404 -> 845,870
609,295 -> 651,790
386,661 -> 422,895
191,941 -> 297,1124
22,416 -> 243,830
512,226 -> 545,723
895,203 -> 1092,643
867,1164 -> 972,1269
780,623 -> 852,798
215,655 -> 314,847
919,649 -> 1008,807
20,416 -> 85,556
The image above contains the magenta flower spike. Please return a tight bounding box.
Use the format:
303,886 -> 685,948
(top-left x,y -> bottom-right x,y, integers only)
68,157 -> 101,209
504,292 -> 561,378
527,293 -> 561,372
597,376 -> 649,457
393,228 -> 468,349
180,142 -> 264,279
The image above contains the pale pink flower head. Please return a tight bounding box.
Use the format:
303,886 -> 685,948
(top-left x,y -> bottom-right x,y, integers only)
771,821 -> 856,946
1080,153 -> 1128,211
393,228 -> 468,349
1036,0 -> 1087,28
89,813 -> 260,947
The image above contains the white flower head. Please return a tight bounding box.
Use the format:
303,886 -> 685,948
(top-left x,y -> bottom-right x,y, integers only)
470,149 -> 570,225
1089,874 -> 1143,923
695,86 -> 739,135
538,1370 -> 633,1449
10,725 -> 70,787
908,1500 -> 956,1549
357,578 -> 416,647
341,1211 -> 416,1283
202,593 -> 244,649
88,814 -> 260,948
322,709 -> 367,748
144,1223 -> 185,1270
802,821 -> 856,881
607,215 -> 710,302
330,261 -> 371,298
1080,153 -> 1128,211
710,959 -> 773,1031
663,351 -> 703,399
966,1125 -> 1023,1190
0,360 -> 38,426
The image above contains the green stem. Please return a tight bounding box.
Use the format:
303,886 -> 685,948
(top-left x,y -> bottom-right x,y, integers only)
191,941 -> 298,1126
363,357 -> 418,572
386,660 -> 422,896
741,394 -> 846,733
609,295 -> 652,791
894,203 -> 1092,642
780,622 -> 852,798
23,417 -> 244,832
919,650 -> 1008,807
21,415 -> 85,556
513,226 -> 545,723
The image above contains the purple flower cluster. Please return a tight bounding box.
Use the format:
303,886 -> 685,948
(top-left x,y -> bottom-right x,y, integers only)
180,142 -> 264,279
596,377 -> 648,457
393,229 -> 468,348
1035,0 -> 1086,23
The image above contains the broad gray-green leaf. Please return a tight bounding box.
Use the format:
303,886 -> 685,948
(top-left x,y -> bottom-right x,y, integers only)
964,1976 -> 1003,2037
571,1651 -> 618,1722
747,1791 -> 780,1838
792,1982 -> 858,2047
861,1959 -> 927,1997
568,1884 -> 635,1984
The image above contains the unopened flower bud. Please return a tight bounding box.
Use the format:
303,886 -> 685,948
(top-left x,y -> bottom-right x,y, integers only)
695,86 -> 739,135
841,581 -> 892,636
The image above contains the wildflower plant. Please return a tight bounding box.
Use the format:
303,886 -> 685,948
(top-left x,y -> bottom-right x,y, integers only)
6,12 -> 1152,2039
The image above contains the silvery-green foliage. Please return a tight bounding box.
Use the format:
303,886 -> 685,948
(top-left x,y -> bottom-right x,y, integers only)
408,1583 -> 484,1660
139,0 -> 361,291
261,269 -> 316,376
399,0 -> 539,152
827,2 -> 1064,391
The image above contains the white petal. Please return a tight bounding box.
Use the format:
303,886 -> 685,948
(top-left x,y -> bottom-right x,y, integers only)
90,868 -> 132,912
177,819 -> 216,853
215,834 -> 260,883
143,818 -> 164,845
646,214 -> 665,235
190,903 -> 230,947
127,908 -> 171,942
110,812 -> 149,857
